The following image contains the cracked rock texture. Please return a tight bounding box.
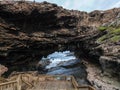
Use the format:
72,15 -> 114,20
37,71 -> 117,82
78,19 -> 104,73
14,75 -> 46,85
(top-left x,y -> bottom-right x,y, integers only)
0,1 -> 120,90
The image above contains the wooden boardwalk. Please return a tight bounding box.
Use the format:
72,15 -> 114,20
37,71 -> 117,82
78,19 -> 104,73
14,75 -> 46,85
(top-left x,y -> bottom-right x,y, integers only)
31,81 -> 74,90
0,73 -> 95,90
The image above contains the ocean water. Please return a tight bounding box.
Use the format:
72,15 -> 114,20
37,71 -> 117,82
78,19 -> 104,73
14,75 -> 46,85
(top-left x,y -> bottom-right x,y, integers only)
41,51 -> 76,69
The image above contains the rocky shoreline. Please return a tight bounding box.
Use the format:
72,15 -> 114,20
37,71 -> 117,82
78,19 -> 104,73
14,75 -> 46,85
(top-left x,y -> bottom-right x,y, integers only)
83,60 -> 120,90
0,1 -> 120,90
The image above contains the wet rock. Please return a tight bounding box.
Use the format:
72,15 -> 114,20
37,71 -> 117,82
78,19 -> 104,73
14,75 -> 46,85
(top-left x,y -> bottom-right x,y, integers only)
100,56 -> 120,78
59,59 -> 81,68
37,59 -> 51,68
36,59 -> 51,73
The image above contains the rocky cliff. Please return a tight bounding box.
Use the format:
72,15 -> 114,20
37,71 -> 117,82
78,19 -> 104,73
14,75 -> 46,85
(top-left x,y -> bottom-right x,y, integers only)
0,1 -> 120,90
0,1 -> 78,64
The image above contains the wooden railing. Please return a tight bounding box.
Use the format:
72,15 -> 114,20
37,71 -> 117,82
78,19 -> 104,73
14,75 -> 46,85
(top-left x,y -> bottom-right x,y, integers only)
71,76 -> 79,89
71,76 -> 95,90
0,74 -> 95,90
35,75 -> 95,90
77,86 -> 95,90
0,81 -> 17,90
0,75 -> 21,90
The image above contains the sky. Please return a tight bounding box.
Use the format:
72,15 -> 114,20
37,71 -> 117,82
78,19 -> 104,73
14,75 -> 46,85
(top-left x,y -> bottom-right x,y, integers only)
29,0 -> 120,12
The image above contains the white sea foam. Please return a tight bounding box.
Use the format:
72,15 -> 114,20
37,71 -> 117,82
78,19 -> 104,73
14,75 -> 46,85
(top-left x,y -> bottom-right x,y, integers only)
43,51 -> 76,69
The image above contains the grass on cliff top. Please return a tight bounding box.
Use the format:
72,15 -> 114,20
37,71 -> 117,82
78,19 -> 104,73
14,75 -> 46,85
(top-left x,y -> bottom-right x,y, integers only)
110,28 -> 120,34
97,26 -> 120,43
110,36 -> 120,42
98,26 -> 107,31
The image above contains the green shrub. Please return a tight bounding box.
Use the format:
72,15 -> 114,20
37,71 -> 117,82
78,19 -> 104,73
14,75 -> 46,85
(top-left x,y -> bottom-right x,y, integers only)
111,36 -> 120,42
112,28 -> 120,35
98,26 -> 107,31
97,35 -> 108,43
97,26 -> 120,43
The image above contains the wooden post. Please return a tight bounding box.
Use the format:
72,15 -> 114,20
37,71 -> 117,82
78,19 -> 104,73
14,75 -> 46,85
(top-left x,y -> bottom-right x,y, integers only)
17,75 -> 21,90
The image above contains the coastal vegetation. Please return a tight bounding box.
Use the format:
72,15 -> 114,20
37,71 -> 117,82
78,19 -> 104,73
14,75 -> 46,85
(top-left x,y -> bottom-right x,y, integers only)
97,26 -> 120,43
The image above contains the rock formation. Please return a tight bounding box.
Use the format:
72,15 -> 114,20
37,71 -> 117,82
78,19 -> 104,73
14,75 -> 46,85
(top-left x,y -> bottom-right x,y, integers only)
0,64 -> 8,76
0,1 -> 120,90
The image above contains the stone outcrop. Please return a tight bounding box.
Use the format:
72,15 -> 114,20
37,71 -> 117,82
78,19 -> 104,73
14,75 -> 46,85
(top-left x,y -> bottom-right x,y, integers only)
0,64 -> 8,76
0,1 -> 78,64
96,16 -> 120,78
0,1 -> 120,89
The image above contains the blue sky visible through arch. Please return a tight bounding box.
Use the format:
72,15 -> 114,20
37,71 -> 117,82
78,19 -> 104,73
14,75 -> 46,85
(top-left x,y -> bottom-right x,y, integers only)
28,0 -> 120,12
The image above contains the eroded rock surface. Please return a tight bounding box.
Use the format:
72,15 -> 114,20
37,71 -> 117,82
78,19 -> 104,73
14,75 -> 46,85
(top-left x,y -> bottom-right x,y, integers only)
0,64 -> 8,76
0,1 -> 120,90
